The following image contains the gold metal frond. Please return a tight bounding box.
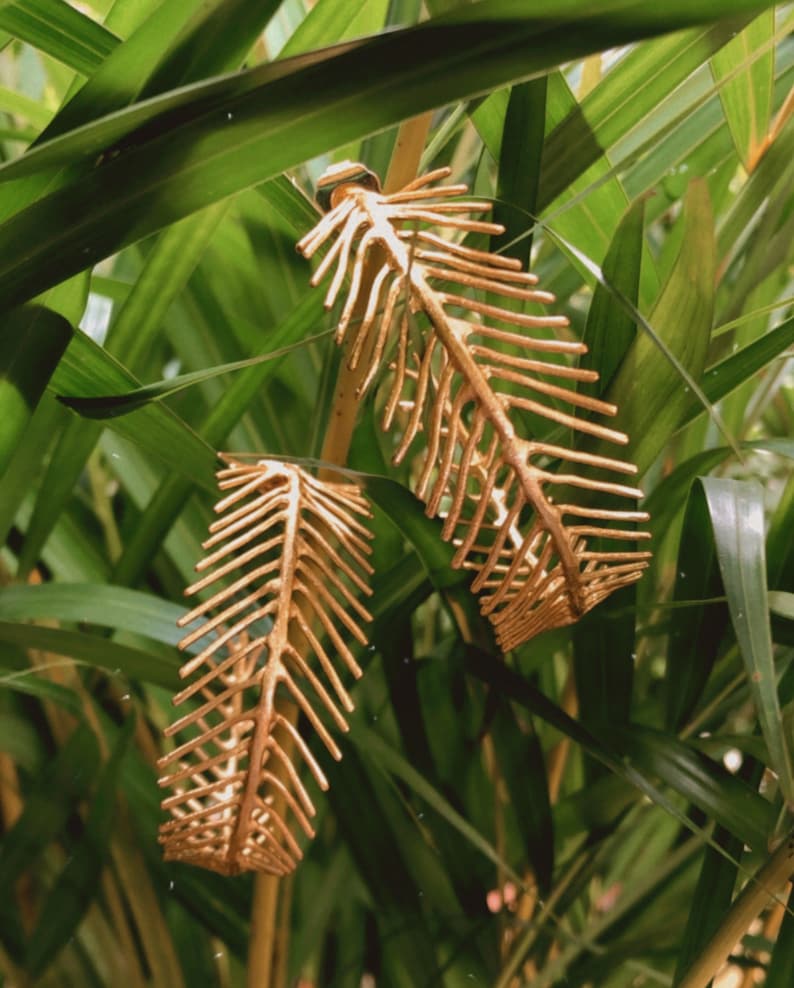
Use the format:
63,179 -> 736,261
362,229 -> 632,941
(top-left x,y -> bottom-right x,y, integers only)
158,457 -> 373,876
298,163 -> 651,650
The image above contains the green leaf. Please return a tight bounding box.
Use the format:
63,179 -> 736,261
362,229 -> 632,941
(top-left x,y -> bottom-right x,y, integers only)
26,715 -> 135,976
49,329 -> 218,493
538,21 -> 748,209
0,583 -> 186,647
571,197 -> 645,768
0,1 -> 777,308
465,646 -> 773,850
0,712 -> 41,770
352,723 -> 519,882
0,668 -> 82,716
0,304 -> 73,476
139,0 -> 284,96
716,102 -> 794,264
769,592 -> 794,621
363,474 -> 488,644
665,481 -> 730,730
677,315 -> 794,433
325,743 -> 454,984
0,394 -> 67,549
18,204 -> 229,579
40,0 -> 282,143
768,469 -> 794,600
573,583 -> 636,753
587,178 -> 717,474
57,328 -> 335,419
701,476 -> 794,805
0,622 -> 180,690
0,84 -> 53,129
537,70 -> 660,311
109,285 -> 327,587
491,77 -> 547,265
278,0 -> 391,59
711,9 -> 774,168
0,722 -> 100,959
0,0 -> 118,76
580,197 -> 644,395
599,723 -> 772,850
488,695 -> 554,890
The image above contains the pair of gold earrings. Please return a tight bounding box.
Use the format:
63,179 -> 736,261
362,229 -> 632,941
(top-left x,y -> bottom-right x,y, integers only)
157,162 -> 650,877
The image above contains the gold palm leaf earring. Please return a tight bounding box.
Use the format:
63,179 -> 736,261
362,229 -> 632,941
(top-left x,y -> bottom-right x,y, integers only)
298,162 -> 651,650
158,457 -> 373,876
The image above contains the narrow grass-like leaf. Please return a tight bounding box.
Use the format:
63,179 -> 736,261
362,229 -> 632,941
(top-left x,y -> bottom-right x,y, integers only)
278,0 -> 390,59
0,583 -> 186,647
488,695 -> 554,890
18,204 -> 229,580
0,84 -> 53,129
769,592 -> 794,622
573,582 -> 636,755
58,329 -> 334,418
580,197 -> 644,395
326,745 -> 451,984
464,646 -> 772,850
580,179 -> 718,473
538,22 -> 748,208
676,315 -> 794,432
353,724 -> 519,882
26,716 -> 135,976
701,476 -> 794,806
50,330 -> 217,492
0,722 -> 100,959
0,304 -> 72,476
716,102 -> 794,265
768,474 -> 794,593
0,0 -> 118,76
642,439 -> 793,579
0,1 -> 777,309
711,9 -> 774,169
665,481 -> 730,730
40,0 -> 282,144
492,77 -> 546,265
0,622 -> 180,690
599,723 -> 772,849
0,668 -> 82,715
363,475 -> 487,645
571,195 -> 646,765
0,713 -> 40,769
110,287 -> 327,586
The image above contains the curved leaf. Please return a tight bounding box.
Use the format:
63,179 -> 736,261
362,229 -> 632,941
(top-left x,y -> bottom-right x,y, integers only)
701,476 -> 794,805
0,1 -> 777,308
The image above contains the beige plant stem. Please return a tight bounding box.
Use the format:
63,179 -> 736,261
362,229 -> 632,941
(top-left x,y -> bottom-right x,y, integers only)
320,111 -> 433,470
246,115 -> 432,988
546,669 -> 578,804
678,834 -> 794,988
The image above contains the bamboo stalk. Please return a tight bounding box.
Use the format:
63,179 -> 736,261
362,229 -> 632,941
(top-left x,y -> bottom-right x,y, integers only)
547,669 -> 578,804
678,834 -> 794,988
319,112 -> 433,471
245,114 -> 432,988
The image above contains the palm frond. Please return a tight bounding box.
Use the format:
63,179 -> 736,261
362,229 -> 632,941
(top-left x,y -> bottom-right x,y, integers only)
158,457 -> 373,876
297,163 -> 650,650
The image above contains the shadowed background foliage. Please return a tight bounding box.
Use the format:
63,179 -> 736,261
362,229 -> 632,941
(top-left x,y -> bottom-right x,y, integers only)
0,1 -> 793,986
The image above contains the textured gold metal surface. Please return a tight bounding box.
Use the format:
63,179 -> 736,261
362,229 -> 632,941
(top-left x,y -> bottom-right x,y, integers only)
158,458 -> 373,876
299,165 -> 650,650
